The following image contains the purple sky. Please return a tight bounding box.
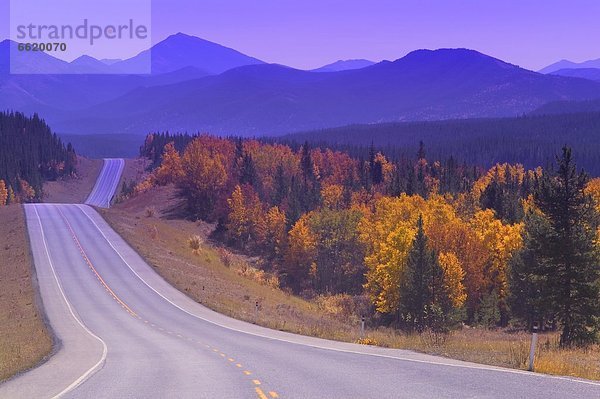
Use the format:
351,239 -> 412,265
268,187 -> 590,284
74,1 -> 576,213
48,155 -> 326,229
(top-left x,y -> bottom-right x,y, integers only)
2,0 -> 600,70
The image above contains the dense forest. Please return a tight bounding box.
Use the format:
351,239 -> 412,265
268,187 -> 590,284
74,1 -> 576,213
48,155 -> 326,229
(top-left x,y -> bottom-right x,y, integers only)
138,133 -> 600,347
0,112 -> 76,204
281,112 -> 600,176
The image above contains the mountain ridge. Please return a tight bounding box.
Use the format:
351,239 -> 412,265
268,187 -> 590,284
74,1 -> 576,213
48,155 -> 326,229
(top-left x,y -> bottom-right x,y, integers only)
51,48 -> 600,136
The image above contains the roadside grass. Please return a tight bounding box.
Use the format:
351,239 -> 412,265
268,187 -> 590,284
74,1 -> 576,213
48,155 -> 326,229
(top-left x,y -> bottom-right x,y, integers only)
43,157 -> 102,203
101,185 -> 600,381
0,205 -> 53,382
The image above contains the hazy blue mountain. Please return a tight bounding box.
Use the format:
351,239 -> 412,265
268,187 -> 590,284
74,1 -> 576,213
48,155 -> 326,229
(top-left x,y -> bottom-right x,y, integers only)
53,48 -> 600,136
550,68 -> 600,81
0,40 -> 71,74
100,58 -> 122,65
69,55 -> 112,74
312,59 -> 376,72
540,57 -> 600,74
530,98 -> 600,116
141,66 -> 209,87
111,32 -> 265,75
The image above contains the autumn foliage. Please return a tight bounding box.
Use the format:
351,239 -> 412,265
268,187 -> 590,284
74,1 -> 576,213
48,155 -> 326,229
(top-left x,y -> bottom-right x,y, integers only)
140,134 -> 599,339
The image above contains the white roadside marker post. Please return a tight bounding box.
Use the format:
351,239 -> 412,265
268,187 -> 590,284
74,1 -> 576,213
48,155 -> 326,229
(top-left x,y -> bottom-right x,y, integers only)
255,300 -> 259,323
528,322 -> 539,371
360,315 -> 365,339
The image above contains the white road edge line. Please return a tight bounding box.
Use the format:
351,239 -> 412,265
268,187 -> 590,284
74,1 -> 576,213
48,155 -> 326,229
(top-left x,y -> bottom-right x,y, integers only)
31,205 -> 108,399
74,204 -> 600,388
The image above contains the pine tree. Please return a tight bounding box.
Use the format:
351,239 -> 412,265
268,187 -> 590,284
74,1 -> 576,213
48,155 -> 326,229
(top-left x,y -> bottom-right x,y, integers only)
240,153 -> 259,188
509,210 -> 555,330
528,147 -> 600,346
401,215 -> 449,332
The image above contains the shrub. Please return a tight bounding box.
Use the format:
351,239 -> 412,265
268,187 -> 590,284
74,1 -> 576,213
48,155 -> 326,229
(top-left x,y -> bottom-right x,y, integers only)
218,247 -> 233,267
188,235 -> 203,255
356,337 -> 379,346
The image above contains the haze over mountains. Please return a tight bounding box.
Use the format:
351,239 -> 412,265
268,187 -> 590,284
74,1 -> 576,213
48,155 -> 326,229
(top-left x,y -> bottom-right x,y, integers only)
312,59 -> 376,72
539,57 -> 600,82
539,57 -> 600,74
3,33 -> 600,136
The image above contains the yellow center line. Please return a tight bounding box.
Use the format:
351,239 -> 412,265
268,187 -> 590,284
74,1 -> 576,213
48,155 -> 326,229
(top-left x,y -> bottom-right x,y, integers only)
255,387 -> 269,399
57,207 -> 138,318
58,208 -> 278,399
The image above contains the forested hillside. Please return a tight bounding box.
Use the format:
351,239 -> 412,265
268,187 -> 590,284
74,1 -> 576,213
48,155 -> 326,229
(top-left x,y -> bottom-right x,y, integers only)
137,134 -> 600,347
0,112 -> 76,204
284,112 -> 600,176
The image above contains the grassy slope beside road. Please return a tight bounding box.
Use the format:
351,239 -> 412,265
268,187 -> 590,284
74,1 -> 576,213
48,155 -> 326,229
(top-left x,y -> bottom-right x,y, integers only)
0,206 -> 53,382
43,157 -> 103,203
103,185 -> 600,381
102,186 -> 355,340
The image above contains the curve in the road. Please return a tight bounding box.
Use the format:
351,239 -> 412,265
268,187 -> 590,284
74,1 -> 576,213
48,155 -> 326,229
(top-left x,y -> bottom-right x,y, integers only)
2,157 -> 599,399
84,159 -> 124,208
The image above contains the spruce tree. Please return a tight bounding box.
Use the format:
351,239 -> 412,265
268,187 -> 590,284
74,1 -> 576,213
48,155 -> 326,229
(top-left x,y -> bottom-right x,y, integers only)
521,147 -> 600,346
401,215 -> 450,332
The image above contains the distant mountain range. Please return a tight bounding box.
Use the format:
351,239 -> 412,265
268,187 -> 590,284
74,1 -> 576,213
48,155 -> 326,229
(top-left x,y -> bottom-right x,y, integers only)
530,98 -> 600,116
3,33 -> 263,75
3,34 -> 600,136
539,57 -> 600,74
312,59 -> 376,72
549,68 -> 600,82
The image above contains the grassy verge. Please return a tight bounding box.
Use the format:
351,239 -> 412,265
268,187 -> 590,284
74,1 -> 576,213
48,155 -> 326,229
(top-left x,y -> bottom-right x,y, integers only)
102,185 -> 600,381
0,205 -> 53,382
43,157 -> 102,203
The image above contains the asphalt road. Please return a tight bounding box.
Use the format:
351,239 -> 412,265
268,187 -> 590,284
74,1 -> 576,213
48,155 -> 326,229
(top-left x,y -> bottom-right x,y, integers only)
84,159 -> 125,208
1,160 -> 599,398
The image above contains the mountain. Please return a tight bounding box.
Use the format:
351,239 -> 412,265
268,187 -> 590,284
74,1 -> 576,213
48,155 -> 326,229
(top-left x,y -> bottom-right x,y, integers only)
0,40 -> 71,74
0,34 -> 256,123
530,98 -> 600,116
2,33 -> 263,75
312,59 -> 376,72
53,48 -> 600,136
540,57 -> 600,74
111,32 -> 264,75
100,58 -> 122,65
550,68 -> 600,81
69,55 -> 112,74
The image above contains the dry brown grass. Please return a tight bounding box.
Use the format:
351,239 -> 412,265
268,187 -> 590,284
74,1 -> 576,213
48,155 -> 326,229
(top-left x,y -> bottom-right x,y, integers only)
0,205 -> 53,382
102,184 -> 600,381
43,157 -> 102,203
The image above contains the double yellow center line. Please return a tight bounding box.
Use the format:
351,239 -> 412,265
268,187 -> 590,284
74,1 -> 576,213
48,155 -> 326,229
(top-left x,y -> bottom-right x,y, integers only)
57,206 -> 280,399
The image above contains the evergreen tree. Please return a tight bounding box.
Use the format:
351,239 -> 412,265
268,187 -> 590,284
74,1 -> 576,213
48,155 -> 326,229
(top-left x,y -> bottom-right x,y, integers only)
509,210 -> 555,330
240,153 -> 259,188
525,147 -> 600,346
0,111 -> 76,199
401,215 -> 450,332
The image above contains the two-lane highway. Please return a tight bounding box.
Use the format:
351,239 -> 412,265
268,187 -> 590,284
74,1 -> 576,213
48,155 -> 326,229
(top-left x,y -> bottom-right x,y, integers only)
2,159 -> 599,398
85,159 -> 125,208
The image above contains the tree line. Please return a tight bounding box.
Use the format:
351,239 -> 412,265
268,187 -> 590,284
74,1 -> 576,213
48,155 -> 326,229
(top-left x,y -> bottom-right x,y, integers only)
280,111 -> 600,176
138,133 -> 599,346
0,111 -> 76,205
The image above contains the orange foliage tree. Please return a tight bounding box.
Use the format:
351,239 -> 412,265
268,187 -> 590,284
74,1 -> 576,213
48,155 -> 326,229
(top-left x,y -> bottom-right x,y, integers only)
0,180 -> 7,206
